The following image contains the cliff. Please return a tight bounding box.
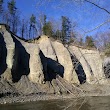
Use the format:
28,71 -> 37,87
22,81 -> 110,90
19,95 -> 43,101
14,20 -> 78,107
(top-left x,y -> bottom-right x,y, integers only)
0,24 -> 109,100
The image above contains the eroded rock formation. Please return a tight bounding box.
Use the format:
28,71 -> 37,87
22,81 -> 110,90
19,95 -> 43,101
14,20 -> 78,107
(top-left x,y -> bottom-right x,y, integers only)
0,24 -> 108,97
52,41 -> 79,84
69,46 -> 107,84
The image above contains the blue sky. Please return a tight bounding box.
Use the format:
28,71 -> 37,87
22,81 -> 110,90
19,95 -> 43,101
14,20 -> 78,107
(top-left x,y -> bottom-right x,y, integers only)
4,0 -> 110,38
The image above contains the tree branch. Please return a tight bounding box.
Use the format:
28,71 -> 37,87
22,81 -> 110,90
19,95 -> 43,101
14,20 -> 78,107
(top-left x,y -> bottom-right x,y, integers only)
84,19 -> 110,33
85,0 -> 110,14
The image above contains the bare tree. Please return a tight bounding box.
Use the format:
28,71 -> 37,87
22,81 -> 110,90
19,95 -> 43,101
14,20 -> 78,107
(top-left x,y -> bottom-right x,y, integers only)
38,13 -> 46,35
95,32 -> 110,50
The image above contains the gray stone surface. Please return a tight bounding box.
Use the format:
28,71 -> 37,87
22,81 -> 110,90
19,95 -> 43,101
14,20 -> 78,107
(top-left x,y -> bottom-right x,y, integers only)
52,41 -> 79,85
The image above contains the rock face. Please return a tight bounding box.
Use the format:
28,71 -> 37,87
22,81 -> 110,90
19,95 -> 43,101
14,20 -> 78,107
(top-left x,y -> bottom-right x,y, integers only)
0,27 -> 15,82
26,43 -> 44,84
52,41 -> 79,84
12,35 -> 44,84
37,36 -> 63,82
81,49 -> 106,84
37,36 -> 79,84
0,24 -> 109,97
0,25 -> 44,84
69,46 -> 106,84
37,35 -> 57,60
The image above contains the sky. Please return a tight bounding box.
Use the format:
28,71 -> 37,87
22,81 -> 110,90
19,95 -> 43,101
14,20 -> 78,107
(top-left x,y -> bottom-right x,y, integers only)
4,0 -> 110,38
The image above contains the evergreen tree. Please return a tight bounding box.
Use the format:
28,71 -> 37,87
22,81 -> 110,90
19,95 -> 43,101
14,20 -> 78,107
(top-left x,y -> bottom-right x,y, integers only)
85,36 -> 95,48
29,14 -> 37,39
55,29 -> 62,40
43,21 -> 53,37
8,0 -> 19,33
8,0 -> 17,15
68,31 -> 77,44
61,16 -> 71,43
42,15 -> 53,37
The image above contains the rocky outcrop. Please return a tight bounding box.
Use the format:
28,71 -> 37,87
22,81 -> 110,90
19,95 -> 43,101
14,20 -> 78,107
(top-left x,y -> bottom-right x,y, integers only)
69,46 -> 107,84
52,41 -> 79,84
37,36 -> 79,84
37,36 -> 64,82
0,25 -> 44,84
81,49 -> 106,84
37,35 -> 57,60
0,28 -> 15,82
69,46 -> 93,84
0,24 -> 109,99
0,25 -> 79,96
12,34 -> 44,84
